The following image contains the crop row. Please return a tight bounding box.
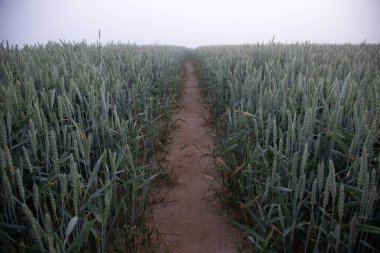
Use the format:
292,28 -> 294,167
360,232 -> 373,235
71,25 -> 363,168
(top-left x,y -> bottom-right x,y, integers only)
194,43 -> 380,252
0,42 -> 187,252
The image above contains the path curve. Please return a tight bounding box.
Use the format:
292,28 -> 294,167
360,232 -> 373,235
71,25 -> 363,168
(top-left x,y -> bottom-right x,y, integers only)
152,60 -> 241,252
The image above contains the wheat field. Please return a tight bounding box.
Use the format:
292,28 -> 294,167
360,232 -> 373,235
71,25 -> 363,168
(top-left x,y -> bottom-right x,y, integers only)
1,41 -> 379,252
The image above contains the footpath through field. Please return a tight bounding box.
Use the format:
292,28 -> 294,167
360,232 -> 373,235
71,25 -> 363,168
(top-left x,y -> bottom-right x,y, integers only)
152,60 -> 241,252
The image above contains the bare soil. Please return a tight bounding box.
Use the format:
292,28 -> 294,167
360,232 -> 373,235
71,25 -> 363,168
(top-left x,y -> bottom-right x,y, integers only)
151,60 -> 241,252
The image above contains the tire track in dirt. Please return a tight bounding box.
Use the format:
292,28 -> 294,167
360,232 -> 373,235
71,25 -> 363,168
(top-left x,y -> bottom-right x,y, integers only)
151,60 -> 241,252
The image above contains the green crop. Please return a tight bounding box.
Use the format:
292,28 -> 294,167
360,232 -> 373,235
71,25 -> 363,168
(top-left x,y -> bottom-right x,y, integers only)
0,41 -> 188,252
194,43 -> 380,252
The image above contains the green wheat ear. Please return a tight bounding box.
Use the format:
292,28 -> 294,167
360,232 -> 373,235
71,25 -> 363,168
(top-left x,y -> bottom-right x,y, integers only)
0,115 -> 7,147
15,168 -> 25,203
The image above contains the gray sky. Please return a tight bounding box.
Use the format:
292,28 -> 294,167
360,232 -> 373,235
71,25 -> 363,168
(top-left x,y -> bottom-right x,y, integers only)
0,0 -> 379,48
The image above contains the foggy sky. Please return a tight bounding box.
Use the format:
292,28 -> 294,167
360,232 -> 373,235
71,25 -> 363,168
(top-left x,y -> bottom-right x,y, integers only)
0,0 -> 379,48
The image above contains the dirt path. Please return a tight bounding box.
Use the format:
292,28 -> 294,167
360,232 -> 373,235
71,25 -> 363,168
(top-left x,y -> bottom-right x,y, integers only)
152,60 -> 241,252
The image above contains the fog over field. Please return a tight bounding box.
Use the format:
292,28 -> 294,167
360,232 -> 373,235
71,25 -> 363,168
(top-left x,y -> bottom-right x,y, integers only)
0,0 -> 379,48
